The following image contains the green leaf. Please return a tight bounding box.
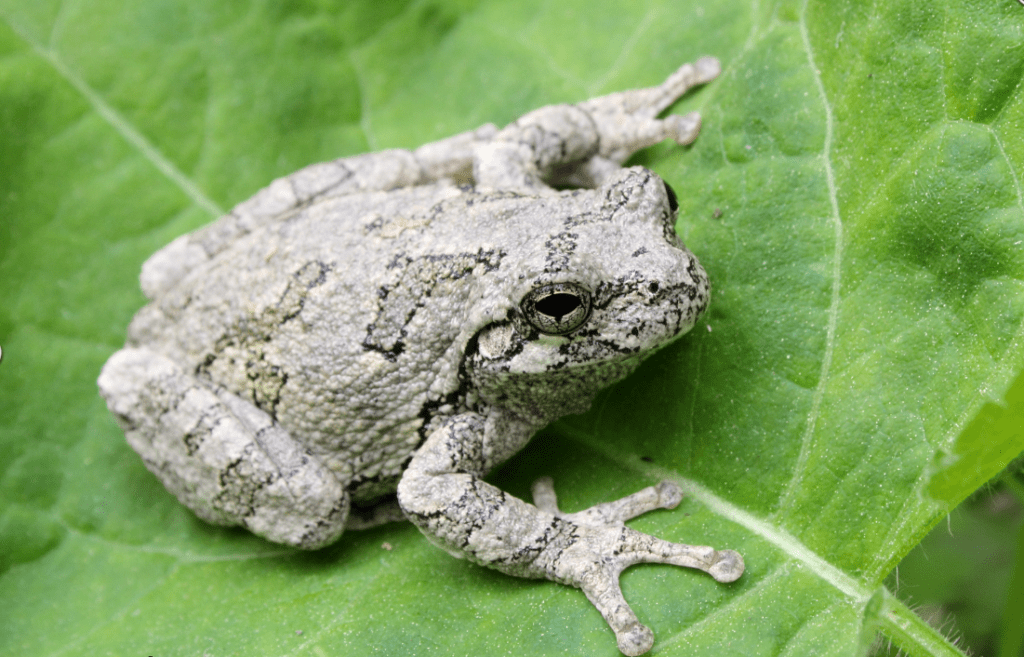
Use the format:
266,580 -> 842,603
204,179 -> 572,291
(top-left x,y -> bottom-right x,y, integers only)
2,1 -> 1022,655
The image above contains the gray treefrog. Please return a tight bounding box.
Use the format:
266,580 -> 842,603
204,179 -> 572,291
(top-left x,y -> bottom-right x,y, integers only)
98,56 -> 742,656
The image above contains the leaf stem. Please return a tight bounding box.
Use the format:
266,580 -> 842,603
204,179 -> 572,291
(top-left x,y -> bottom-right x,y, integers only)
876,590 -> 968,657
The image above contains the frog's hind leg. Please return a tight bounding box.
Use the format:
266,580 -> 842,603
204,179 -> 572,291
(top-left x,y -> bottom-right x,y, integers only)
578,56 -> 721,163
98,347 -> 349,549
475,56 -> 720,192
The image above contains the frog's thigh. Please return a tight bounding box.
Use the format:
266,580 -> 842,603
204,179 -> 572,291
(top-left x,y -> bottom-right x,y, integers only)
98,347 -> 349,549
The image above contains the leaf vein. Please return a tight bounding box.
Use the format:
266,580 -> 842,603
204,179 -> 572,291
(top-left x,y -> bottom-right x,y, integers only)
658,565 -> 792,649
1,16 -> 225,219
347,49 -> 378,151
586,6 -> 658,96
777,0 -> 845,516
874,122 -> 1024,577
59,520 -> 294,562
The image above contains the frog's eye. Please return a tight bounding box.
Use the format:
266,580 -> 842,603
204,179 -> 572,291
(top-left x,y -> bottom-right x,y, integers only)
521,283 -> 592,336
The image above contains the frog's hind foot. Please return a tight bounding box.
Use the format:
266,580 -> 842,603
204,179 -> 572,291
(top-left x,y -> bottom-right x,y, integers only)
579,56 -> 721,120
475,57 -> 720,193
98,347 -> 350,549
577,56 -> 721,164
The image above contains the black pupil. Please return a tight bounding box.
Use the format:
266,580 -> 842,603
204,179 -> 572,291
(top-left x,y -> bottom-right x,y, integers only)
536,293 -> 581,320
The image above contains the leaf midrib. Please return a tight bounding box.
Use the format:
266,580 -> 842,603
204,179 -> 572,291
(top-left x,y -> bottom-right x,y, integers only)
1,15 -> 226,219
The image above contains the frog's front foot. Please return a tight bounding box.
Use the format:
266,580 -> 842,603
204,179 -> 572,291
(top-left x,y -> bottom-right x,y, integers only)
531,477 -> 743,656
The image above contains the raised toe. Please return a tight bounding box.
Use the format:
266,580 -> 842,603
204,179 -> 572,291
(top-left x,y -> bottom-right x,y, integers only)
655,481 -> 683,508
695,56 -> 722,81
708,549 -> 745,583
616,622 -> 655,656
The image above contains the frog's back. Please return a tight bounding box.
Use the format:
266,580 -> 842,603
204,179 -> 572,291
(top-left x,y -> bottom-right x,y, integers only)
125,182 -> 543,498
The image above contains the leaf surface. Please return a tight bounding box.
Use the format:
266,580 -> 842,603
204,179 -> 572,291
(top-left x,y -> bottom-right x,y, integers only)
2,1 -> 1022,655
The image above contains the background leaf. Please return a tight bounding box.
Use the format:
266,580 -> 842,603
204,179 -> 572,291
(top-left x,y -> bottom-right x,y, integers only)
2,1 -> 1023,655
875,477 -> 1024,657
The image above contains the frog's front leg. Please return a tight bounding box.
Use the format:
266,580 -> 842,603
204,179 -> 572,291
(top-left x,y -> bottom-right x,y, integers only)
98,347 -> 350,549
474,57 -> 720,193
397,413 -> 744,657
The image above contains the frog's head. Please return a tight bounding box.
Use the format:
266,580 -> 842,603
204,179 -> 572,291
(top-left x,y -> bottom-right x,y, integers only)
467,166 -> 708,422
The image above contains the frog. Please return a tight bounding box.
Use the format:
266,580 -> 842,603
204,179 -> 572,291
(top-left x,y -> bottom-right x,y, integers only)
97,56 -> 742,656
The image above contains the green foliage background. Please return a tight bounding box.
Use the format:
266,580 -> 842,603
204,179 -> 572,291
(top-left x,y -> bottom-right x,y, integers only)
2,0 -> 1023,655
